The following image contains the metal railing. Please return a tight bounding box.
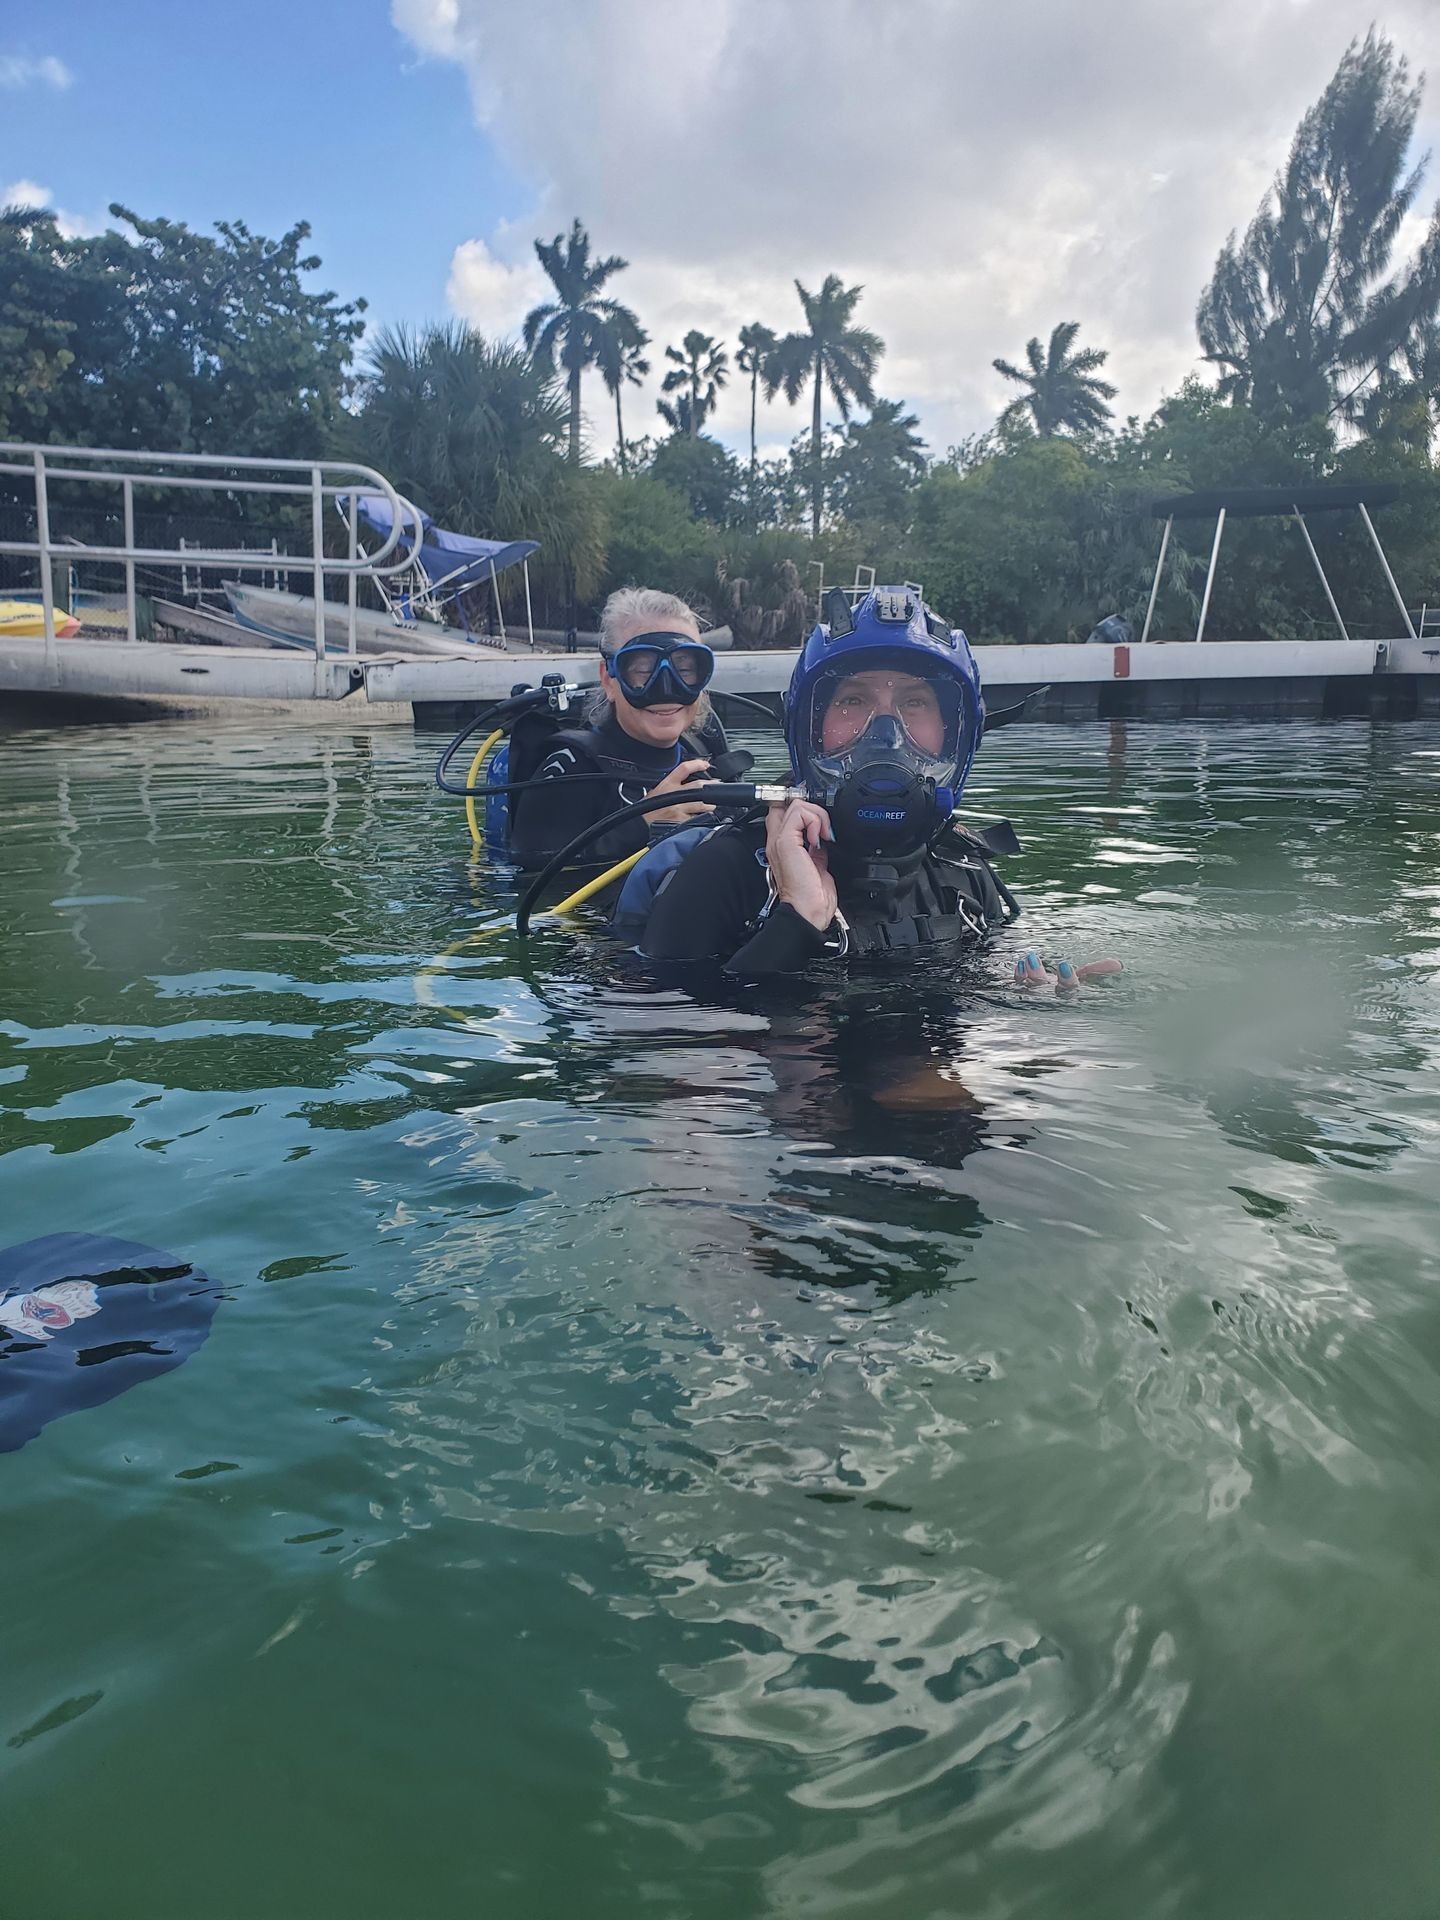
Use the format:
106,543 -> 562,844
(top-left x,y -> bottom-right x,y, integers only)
0,443 -> 426,662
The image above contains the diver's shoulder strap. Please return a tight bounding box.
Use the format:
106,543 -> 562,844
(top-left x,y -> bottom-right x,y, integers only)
544,725 -> 703,782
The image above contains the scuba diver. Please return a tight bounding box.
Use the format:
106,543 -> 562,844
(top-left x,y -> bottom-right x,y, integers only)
638,585 -> 1006,971
636,583 -> 1118,987
507,587 -> 729,868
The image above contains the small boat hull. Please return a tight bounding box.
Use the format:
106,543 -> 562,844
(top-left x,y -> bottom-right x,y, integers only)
223,583 -> 482,658
0,599 -> 81,640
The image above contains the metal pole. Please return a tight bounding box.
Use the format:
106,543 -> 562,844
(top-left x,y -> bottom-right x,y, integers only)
488,557 -> 506,643
1195,507 -> 1225,643
310,466 -> 326,660
35,448 -> 56,660
346,496 -> 358,657
522,558 -> 535,650
1292,508 -> 1349,641
123,477 -> 138,642
1139,515 -> 1172,645
1357,500 -> 1418,640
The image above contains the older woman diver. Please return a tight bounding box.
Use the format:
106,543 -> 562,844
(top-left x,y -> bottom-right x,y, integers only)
506,587 -> 730,868
636,584 -> 1118,987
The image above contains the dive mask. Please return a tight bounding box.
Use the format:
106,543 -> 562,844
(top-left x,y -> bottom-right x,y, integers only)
802,656 -> 969,862
605,632 -> 715,709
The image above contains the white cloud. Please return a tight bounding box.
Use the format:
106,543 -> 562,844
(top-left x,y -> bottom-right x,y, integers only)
395,0 -> 1440,455
446,234 -> 545,339
2,178 -> 50,210
1,179 -> 103,239
0,53 -> 72,90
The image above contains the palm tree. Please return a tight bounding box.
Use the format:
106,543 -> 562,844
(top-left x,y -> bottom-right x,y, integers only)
523,219 -> 640,463
659,330 -> 729,438
767,276 -> 883,538
353,320 -> 569,525
351,320 -> 605,606
829,398 -> 927,525
598,323 -> 649,474
736,322 -> 778,476
993,322 -> 1116,438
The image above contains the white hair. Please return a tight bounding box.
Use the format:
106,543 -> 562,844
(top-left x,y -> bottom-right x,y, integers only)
590,586 -> 713,728
598,586 -> 701,656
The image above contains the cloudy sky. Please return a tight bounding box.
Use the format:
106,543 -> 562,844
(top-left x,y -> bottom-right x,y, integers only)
7,0 -> 1440,461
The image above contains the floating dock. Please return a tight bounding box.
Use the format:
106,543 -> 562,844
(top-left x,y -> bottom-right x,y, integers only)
5,630 -> 1439,725
4,442 -> 1438,726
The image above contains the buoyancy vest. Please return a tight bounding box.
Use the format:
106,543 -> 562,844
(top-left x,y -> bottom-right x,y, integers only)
617,817 -> 1016,952
832,850 -> 1002,952
487,713 -> 718,855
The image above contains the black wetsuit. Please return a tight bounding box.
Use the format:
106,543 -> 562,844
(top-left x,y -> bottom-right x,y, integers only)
508,709 -> 728,868
640,818 -> 1012,974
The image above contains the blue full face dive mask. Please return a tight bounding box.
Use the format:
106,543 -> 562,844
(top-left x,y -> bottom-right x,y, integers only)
783,588 -> 986,877
804,658 -> 966,868
605,632 -> 715,709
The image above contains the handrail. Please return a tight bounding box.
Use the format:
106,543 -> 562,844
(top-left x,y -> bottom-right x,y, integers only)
0,442 -> 427,660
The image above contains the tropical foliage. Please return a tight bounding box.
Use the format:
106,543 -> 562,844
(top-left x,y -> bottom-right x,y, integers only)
736,322 -> 778,479
6,33 -> 1440,648
993,322 -> 1117,439
598,326 -> 649,475
348,322 -> 603,600
658,330 -> 729,438
766,275 -> 884,537
0,201 -> 363,456
1198,31 -> 1440,426
523,219 -> 643,463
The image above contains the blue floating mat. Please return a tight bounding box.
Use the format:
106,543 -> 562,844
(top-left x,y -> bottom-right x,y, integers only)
0,1233 -> 221,1454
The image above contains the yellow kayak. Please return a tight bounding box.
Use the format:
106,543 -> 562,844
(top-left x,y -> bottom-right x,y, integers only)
0,600 -> 82,639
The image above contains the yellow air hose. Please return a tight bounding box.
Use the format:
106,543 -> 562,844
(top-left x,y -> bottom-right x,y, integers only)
546,848 -> 645,914
463,729 -> 504,851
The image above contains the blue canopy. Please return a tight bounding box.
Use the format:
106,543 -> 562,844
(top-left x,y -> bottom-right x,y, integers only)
348,492 -> 539,590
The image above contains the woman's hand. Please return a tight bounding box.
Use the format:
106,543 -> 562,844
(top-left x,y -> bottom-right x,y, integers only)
766,798 -> 838,932
646,758 -> 714,826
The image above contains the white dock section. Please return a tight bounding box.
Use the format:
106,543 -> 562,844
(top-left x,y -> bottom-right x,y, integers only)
3,633 -> 1432,719
1,634 -> 366,702
365,635 -> 1396,705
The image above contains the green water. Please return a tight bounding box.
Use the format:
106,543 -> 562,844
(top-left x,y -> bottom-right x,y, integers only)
1,716 -> 1438,1920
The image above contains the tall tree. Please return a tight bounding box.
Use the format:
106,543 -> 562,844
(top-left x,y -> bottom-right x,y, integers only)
1197,30 -> 1440,424
0,206 -> 78,439
523,219 -> 640,463
828,398 -> 928,527
767,275 -> 883,538
0,203 -> 364,458
993,322 -> 1116,439
736,321 -> 778,477
597,323 -> 650,475
350,321 -> 603,595
659,330 -> 728,438
353,320 -> 567,519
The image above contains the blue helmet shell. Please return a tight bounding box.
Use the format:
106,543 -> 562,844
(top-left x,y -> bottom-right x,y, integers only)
783,585 -> 985,797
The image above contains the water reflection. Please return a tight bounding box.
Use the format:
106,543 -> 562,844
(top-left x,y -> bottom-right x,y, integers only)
3,719 -> 1439,1920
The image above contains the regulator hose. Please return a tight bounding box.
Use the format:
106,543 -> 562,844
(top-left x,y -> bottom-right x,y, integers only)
516,782 -> 794,936
436,684 -> 782,799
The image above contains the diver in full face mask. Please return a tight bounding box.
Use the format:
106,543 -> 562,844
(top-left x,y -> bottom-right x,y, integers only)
641,586 -> 1014,973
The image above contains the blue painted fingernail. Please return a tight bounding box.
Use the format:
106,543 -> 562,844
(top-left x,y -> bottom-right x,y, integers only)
1027,950 -> 1039,969
1057,960 -> 1075,981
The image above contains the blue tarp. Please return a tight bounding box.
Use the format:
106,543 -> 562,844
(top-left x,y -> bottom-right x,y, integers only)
348,492 -> 539,590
